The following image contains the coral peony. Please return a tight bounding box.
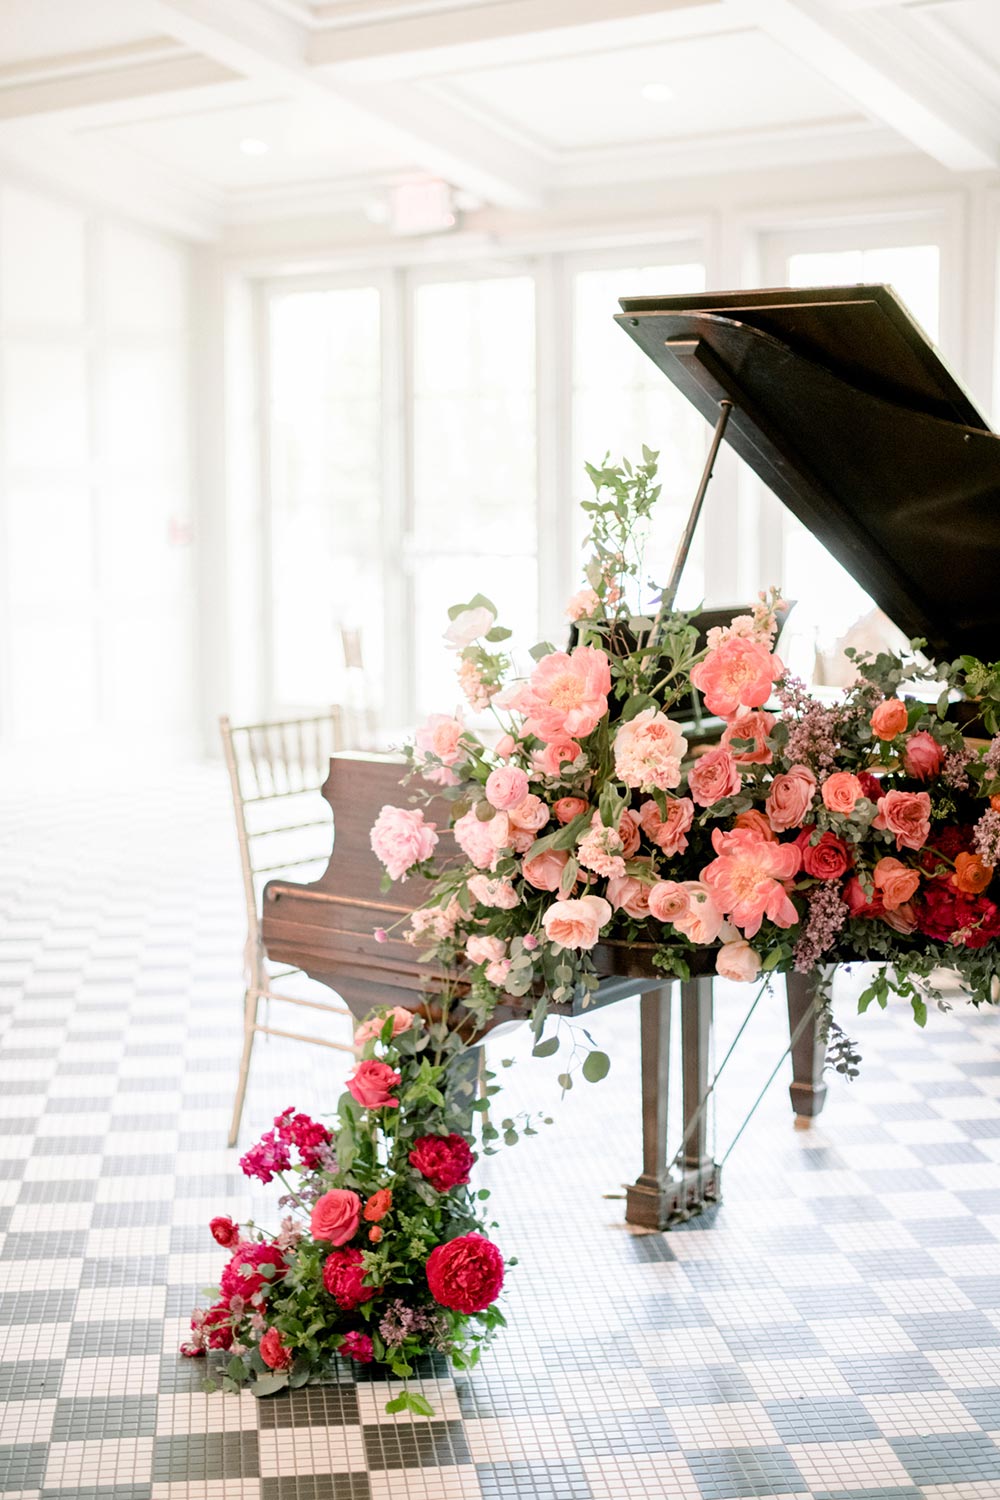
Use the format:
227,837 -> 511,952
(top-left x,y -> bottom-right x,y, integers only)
613,708 -> 687,792
874,790 -> 931,852
409,1133 -> 476,1192
517,646 -> 611,742
426,1233 -> 504,1313
690,636 -> 778,717
311,1189 -> 362,1246
541,894 -> 612,950
639,797 -> 694,856
766,764 -> 817,832
605,871 -> 652,920
323,1248 -> 372,1310
370,805 -> 438,881
871,697 -> 908,740
347,1060 -> 402,1111
339,1330 -> 374,1364
721,708 -> 776,766
702,828 -> 801,937
354,1006 -> 414,1046
259,1327 -> 293,1370
688,746 -> 742,808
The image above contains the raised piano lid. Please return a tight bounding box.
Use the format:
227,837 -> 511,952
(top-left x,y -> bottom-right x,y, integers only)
614,284 -> 1000,663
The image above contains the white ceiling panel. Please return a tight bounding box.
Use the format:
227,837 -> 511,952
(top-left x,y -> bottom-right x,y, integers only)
917,0 -> 1000,72
0,0 -> 161,68
434,28 -> 870,152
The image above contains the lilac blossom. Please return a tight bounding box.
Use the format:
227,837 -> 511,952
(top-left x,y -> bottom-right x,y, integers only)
793,881 -> 849,972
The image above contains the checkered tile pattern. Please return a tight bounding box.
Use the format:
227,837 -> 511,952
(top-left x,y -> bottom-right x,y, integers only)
4,764 -> 1000,1498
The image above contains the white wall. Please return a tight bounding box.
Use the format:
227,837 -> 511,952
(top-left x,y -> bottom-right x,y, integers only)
0,176 -> 197,754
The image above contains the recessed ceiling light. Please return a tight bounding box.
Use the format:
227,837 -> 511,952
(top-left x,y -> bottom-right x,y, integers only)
640,82 -> 674,103
239,137 -> 269,156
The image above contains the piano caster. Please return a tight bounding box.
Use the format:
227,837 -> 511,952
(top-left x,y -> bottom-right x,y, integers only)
626,1163 -> 722,1230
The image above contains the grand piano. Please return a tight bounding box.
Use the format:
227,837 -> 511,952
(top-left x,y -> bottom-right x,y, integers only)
262,284 -> 1000,1230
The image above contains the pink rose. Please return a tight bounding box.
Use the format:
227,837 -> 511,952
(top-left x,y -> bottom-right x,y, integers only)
453,807 -> 499,870
347,1059 -> 401,1110
821,772 -> 863,815
485,957 -> 512,987
532,738 -> 583,777
518,646 -> 611,742
639,797 -> 694,856
871,697 -> 908,740
648,881 -> 690,923
673,882 -> 727,944
904,731 -> 944,782
553,796 -> 589,825
354,1005 -> 413,1046
721,709 -> 775,765
613,709 -> 687,792
606,871 -> 652,920
467,874 -> 519,909
509,794 -> 549,833
873,856 -> 921,910
311,1189 -> 362,1246
465,934 -> 506,966
494,734 -> 516,760
485,766 -> 529,810
733,809 -> 777,841
874,789 -> 932,851
618,809 -> 641,858
444,605 -> 494,649
884,901 -> 918,935
688,747 -> 742,808
766,764 -> 817,832
715,940 -> 762,983
691,637 -> 778,716
541,894 -> 612,950
370,804 -> 438,881
522,848 -> 570,892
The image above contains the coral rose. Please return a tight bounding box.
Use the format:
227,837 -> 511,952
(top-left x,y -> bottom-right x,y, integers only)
795,827 -> 852,880
409,1133 -> 476,1192
613,709 -> 687,792
518,646 -> 611,742
370,805 -> 438,881
605,872 -> 652,921
766,764 -> 817,832
453,807 -> 499,871
702,828 -> 801,937
553,796 -> 589,825
522,848 -> 570,892
485,766 -> 529,811
821,772 -> 864,815
638,797 -> 694,856
648,880 -> 691,923
874,790 -> 931,851
953,851 -> 994,895
721,709 -> 776,765
339,1331 -> 374,1363
904,731 -> 944,782
426,1233 -> 504,1314
690,636 -> 778,716
716,940 -> 762,983
347,1060 -> 401,1111
871,697 -> 908,740
872,857 -> 921,910
672,882 -> 726,945
259,1328 -> 293,1370
311,1189 -> 362,1247
210,1216 -> 239,1248
844,874 -> 884,918
354,1006 -> 413,1046
322,1247 -> 372,1309
364,1189 -> 392,1223
541,894 -> 612,950
688,746 -> 742,808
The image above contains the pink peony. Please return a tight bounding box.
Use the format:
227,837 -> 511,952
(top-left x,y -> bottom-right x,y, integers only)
322,1247 -> 372,1309
904,731 -> 944,782
691,637 -> 778,716
453,807 -> 500,871
553,796 -> 589,825
606,872 -> 652,920
565,587 -> 602,621
522,848 -> 570,892
577,813 -> 626,878
370,805 -> 438,881
648,880 -> 691,923
339,1330 -> 374,1364
766,764 -> 817,832
347,1059 -> 401,1110
542,894 -> 612,950
532,738 -> 583,777
259,1328 -> 293,1370
485,766 -> 529,810
354,1006 -> 413,1046
638,797 -> 694,856
716,940 -> 762,982
688,746 -> 742,808
702,827 -> 802,937
517,646 -> 611,742
721,709 -> 776,765
311,1189 -> 362,1246
465,934 -> 506,966
467,874 -> 519,909
874,789 -> 932,851
613,709 -> 687,792
426,1233 -> 504,1314
409,1133 -> 476,1192
821,771 -> 864,815
672,881 -> 727,945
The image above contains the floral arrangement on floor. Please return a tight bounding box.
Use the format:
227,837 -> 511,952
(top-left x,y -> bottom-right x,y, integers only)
370,449 -> 1000,1043
185,1007 -> 508,1410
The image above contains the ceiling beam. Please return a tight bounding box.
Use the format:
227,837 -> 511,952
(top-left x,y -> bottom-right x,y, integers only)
140,0 -> 546,208
0,51 -> 237,124
731,0 -> 1000,171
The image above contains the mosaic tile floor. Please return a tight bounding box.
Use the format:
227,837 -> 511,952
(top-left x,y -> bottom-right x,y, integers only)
3,763 -> 1000,1499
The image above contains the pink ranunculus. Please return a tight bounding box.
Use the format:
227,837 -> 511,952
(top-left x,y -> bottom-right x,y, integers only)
444,605 -> 494,649
565,587 -> 602,621
311,1189 -> 362,1246
673,881 -> 726,945
467,874 -> 519,909
577,813 -> 626,879
531,737 -> 583,777
485,766 -> 530,810
466,934 -> 506,967
553,796 -> 589,825
354,1005 -> 414,1046
638,797 -> 694,856
453,807 -> 499,871
370,805 -> 438,881
541,894 -> 612,950
873,856 -> 921,911
347,1059 -> 402,1111
821,771 -> 864,815
648,880 -> 691,923
259,1327 -> 293,1370
765,764 -> 817,832
690,636 -> 778,717
721,709 -> 776,766
521,848 -> 570,892
518,646 -> 611,742
904,731 -> 944,782
702,827 -> 802,938
874,789 -> 932,851
716,940 -> 762,983
688,746 -> 742,808
613,709 -> 688,792
618,809 -> 641,858
606,870 -> 652,920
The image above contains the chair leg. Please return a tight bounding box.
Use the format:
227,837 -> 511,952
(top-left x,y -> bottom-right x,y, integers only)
228,987 -> 259,1148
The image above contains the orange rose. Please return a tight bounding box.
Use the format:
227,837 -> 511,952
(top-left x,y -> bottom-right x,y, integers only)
872,856 -> 920,911
821,772 -> 863,815
363,1188 -> 392,1223
871,698 -> 908,740
953,851 -> 994,895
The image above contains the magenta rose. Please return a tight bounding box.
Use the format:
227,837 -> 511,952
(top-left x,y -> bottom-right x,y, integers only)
904,731 -> 944,782
687,746 -> 741,808
339,1330 -> 374,1364
311,1189 -> 362,1246
409,1133 -> 477,1193
347,1059 -> 402,1110
259,1327 -> 293,1370
426,1233 -> 505,1313
322,1247 -> 372,1309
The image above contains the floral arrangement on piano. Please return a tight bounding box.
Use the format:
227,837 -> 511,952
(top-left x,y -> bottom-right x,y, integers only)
184,1007 -> 509,1408
371,449 -> 1000,1058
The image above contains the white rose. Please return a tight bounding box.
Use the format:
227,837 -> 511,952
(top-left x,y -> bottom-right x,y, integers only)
443,606 -> 494,650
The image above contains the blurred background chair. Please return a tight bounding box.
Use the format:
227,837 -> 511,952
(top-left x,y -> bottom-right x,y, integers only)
220,709 -> 356,1146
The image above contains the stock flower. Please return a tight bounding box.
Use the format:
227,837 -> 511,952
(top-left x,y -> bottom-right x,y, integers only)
210,1216 -> 239,1248
467,874 -> 519,909
311,1190 -> 362,1247
613,709 -> 687,792
688,746 -> 742,808
458,657 -> 496,711
690,637 -> 778,716
873,857 -> 921,910
273,1108 -> 333,1170
638,797 -> 694,855
444,605 -> 493,648
871,697 -> 908,740
766,765 -> 817,832
795,827 -> 852,880
239,1129 -> 292,1184
521,849 -> 569,892
553,796 -> 589,824
485,766 -> 529,810
953,851 -> 994,895
904,731 -> 944,782
323,1248 -> 373,1310
370,805 -> 438,881
426,1233 -> 504,1313
220,1242 -> 287,1301
408,903 -> 460,943
716,940 -> 762,982
721,708 -> 776,765
453,807 -> 500,871
517,646 -> 611,741
409,1133 -> 476,1192
875,790 -> 931,851
821,772 -> 864,814
354,1006 -> 413,1046
347,1060 -> 402,1111
339,1331 -> 374,1364
702,828 -> 801,937
542,894 -> 612,950
577,814 -> 626,878
259,1328 -> 293,1370
606,871 -> 652,920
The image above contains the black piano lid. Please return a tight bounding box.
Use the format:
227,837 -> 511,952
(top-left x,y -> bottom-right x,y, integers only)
615,284 -> 1000,664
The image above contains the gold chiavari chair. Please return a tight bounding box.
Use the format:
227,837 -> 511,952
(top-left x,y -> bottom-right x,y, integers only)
220,709 -> 355,1146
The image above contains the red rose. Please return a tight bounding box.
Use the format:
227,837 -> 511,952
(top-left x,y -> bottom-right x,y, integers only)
322,1248 -> 372,1310
347,1059 -> 401,1110
202,1302 -> 234,1351
409,1134 -> 477,1193
259,1327 -> 293,1370
795,827 -> 852,880
219,1242 -> 287,1301
339,1331 -> 374,1364
210,1216 -> 239,1248
426,1233 -> 504,1313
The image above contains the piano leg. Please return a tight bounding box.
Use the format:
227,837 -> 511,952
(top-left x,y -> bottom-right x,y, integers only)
786,969 -> 828,1127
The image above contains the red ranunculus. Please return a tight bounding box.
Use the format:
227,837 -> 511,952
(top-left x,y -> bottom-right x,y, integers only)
219,1242 -> 287,1301
918,879 -> 1000,949
210,1216 -> 239,1248
322,1248 -> 372,1310
259,1327 -> 293,1370
409,1134 -> 477,1193
795,826 -> 852,880
426,1233 -> 504,1313
339,1330 -> 374,1364
347,1059 -> 402,1110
